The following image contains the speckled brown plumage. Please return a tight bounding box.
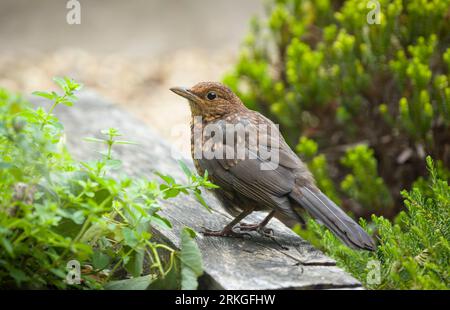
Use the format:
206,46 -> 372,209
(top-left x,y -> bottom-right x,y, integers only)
171,82 -> 375,251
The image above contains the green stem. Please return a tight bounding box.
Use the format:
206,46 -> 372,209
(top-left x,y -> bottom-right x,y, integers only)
154,243 -> 175,253
106,248 -> 134,282
73,215 -> 92,243
40,96 -> 64,130
164,251 -> 176,277
149,243 -> 165,278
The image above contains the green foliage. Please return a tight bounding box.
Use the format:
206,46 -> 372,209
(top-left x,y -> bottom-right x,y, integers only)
340,145 -> 392,211
295,157 -> 449,289
296,136 -> 341,205
0,79 -> 209,289
227,0 -> 449,289
224,0 -> 450,217
296,137 -> 391,213
179,227 -> 204,290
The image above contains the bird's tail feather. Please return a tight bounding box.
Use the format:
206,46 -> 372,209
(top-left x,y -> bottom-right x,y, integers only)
289,186 -> 376,251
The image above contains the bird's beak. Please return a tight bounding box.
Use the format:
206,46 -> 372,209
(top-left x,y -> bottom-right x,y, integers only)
170,87 -> 199,103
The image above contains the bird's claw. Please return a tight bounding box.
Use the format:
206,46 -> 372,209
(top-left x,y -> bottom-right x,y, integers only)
235,223 -> 274,237
200,226 -> 252,238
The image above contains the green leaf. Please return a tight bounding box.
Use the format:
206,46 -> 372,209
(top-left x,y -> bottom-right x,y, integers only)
179,227 -> 203,290
9,167 -> 23,180
83,137 -> 105,144
183,227 -> 197,238
156,173 -> 175,185
150,213 -> 173,230
104,275 -> 155,290
163,188 -> 180,199
101,128 -> 121,137
202,181 -> 219,189
122,227 -> 139,248
53,77 -> 67,92
60,99 -> 74,107
92,250 -> 110,270
194,191 -> 212,212
104,159 -> 122,170
178,160 -> 192,178
114,140 -> 139,145
32,91 -> 56,100
1,237 -> 14,257
147,259 -> 180,289
72,210 -> 86,225
54,218 -> 83,239
67,94 -> 78,101
125,249 -> 144,277
10,267 -> 29,284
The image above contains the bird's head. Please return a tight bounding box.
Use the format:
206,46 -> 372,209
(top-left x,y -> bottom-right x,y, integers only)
170,82 -> 245,119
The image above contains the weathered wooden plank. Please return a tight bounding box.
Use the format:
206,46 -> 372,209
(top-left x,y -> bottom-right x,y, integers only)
43,91 -> 361,289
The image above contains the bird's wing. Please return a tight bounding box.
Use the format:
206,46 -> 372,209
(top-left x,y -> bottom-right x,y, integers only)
197,117 -> 301,219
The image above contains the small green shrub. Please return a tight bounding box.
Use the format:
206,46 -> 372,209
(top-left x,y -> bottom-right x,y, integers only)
0,78 -> 214,289
295,156 -> 449,289
339,144 -> 393,213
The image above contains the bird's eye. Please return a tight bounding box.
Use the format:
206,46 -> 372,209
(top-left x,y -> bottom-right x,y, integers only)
206,91 -> 217,100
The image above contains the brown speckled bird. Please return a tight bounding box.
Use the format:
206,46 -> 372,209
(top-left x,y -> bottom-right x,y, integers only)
170,82 -> 375,251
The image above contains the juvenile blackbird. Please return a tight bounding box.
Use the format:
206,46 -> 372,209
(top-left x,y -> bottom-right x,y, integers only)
170,82 -> 375,251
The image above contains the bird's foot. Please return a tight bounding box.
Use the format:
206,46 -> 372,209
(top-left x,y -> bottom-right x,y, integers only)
201,226 -> 251,238
235,223 -> 287,249
235,223 -> 274,237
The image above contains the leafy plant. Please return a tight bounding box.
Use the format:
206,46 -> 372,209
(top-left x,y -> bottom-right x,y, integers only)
295,156 -> 449,289
339,144 -> 393,214
0,78 -> 211,289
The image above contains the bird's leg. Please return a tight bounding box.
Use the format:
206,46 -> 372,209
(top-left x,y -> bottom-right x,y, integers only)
236,211 -> 289,250
201,207 -> 254,238
235,210 -> 276,236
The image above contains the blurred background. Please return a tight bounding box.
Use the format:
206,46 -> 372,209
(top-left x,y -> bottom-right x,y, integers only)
0,0 -> 263,156
1,0 -> 449,290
